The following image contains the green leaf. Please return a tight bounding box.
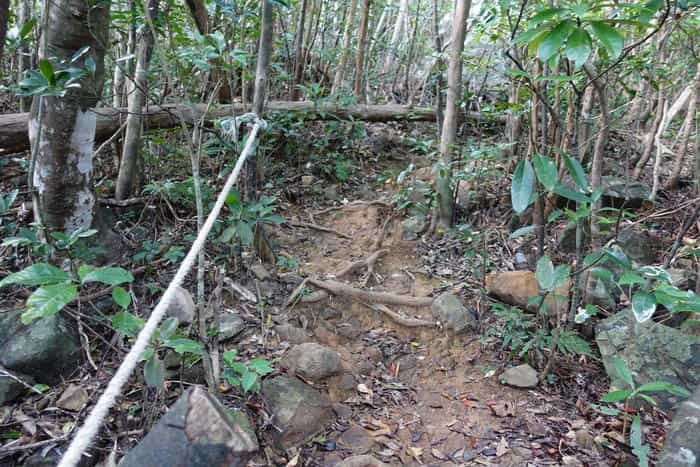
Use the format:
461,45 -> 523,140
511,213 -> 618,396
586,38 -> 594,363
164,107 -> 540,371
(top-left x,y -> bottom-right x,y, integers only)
514,25 -> 547,45
632,291 -> 656,323
248,358 -> 273,375
600,389 -> 632,402
563,155 -> 588,190
552,265 -> 570,289
241,371 -> 258,393
0,263 -> 70,288
565,27 -> 592,67
532,154 -> 557,191
112,286 -> 131,309
637,381 -> 690,398
159,317 -> 179,340
163,337 -> 204,355
535,255 -> 555,291
590,21 -> 624,59
553,183 -> 590,203
510,225 -> 536,239
590,267 -> 614,283
112,311 -> 145,337
631,415 -> 650,467
80,267 -> 134,286
619,272 -> 646,286
22,284 -> 77,324
223,349 -> 238,368
38,59 -> 54,84
588,403 -> 621,416
613,356 -> 635,389
530,7 -> 565,24
144,354 -> 165,388
511,160 -> 535,215
237,221 -> 254,245
537,20 -> 573,62
19,18 -> 36,39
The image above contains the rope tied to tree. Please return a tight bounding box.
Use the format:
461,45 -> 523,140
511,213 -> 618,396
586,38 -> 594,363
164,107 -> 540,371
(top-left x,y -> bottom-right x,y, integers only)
58,117 -> 267,467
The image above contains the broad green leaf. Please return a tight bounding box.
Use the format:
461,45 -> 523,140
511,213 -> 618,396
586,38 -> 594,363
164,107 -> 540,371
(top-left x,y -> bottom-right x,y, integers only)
590,21 -> 624,59
532,154 -> 557,191
632,291 -> 656,323
590,267 -> 614,283
511,159 -> 535,214
223,349 -> 238,368
631,415 -> 650,467
248,358 -> 273,375
80,267 -> 134,286
537,20 -> 573,62
112,311 -> 145,337
535,255 -> 555,291
0,263 -> 70,288
237,221 -> 254,245
38,59 -> 54,84
509,225 -> 536,239
22,284 -> 77,324
588,403 -> 621,416
241,371 -> 258,393
530,7 -> 565,24
552,264 -> 571,289
514,25 -> 547,44
563,155 -> 588,190
636,381 -> 690,397
164,337 -> 204,355
159,317 -> 179,340
553,184 -> 590,203
619,272 -> 646,286
600,389 -> 632,402
144,354 -> 165,388
112,286 -> 131,309
613,356 -> 634,388
565,28 -> 592,67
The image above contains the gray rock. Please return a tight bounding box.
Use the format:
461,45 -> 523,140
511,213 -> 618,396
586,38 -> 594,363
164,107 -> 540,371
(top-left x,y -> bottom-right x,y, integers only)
324,184 -> 342,202
165,286 -> 195,325
558,222 -> 590,254
0,367 -> 34,405
281,343 -> 341,381
585,277 -> 616,311
501,364 -> 538,388
274,324 -> 311,344
218,313 -> 246,341
261,376 -> 334,448
668,268 -> 696,290
0,310 -> 80,385
431,292 -> 477,333
401,215 -> 426,240
119,386 -> 258,467
601,176 -> 651,209
596,310 -> 700,409
56,384 -> 89,411
658,383 -> 700,467
616,230 -> 656,265
250,264 -> 272,281
336,455 -> 390,467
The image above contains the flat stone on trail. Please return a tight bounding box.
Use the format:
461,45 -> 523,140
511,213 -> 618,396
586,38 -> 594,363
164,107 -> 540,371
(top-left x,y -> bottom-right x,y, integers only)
274,323 -> 311,344
0,310 -> 81,385
335,455 -> 390,467
261,376 -> 334,449
218,313 -> 246,341
337,422 -> 375,455
56,384 -> 89,411
281,342 -> 342,381
250,263 -> 272,281
431,292 -> 477,333
165,286 -> 196,325
501,364 -> 538,388
119,385 -> 258,467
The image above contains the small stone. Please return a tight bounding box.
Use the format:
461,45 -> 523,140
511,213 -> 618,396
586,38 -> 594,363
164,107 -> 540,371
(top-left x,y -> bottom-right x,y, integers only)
218,313 -> 246,341
486,270 -> 569,317
431,292 -> 477,333
165,286 -> 196,325
332,403 -> 353,419
56,384 -> 89,411
274,324 -> 311,344
336,455 -> 390,467
250,264 -> 272,281
337,423 -> 375,455
327,373 -> 357,402
501,364 -> 538,388
401,216 -> 426,240
301,175 -> 315,186
616,229 -> 656,265
281,343 -> 341,381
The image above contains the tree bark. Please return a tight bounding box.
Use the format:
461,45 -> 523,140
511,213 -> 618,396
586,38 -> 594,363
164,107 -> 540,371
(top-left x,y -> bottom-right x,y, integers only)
331,0 -> 357,94
115,0 -> 158,200
29,0 -> 110,233
185,0 -> 209,34
253,0 -> 274,116
381,0 -> 407,78
291,0 -> 308,100
0,0 -> 9,64
434,0 -> 471,230
353,0 -> 371,100
17,0 -> 32,112
666,63 -> 700,190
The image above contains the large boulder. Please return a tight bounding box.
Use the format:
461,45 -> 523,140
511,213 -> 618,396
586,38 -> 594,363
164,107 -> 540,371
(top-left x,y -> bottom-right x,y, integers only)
596,311 -> 700,409
119,386 -> 258,467
261,376 -> 334,449
600,176 -> 651,209
485,271 -> 569,317
0,310 -> 80,384
658,383 -> 700,467
280,343 -> 342,382
431,292 -> 477,333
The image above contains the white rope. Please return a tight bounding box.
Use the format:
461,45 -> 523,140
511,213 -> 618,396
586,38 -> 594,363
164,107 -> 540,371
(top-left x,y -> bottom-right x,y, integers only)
58,119 -> 266,467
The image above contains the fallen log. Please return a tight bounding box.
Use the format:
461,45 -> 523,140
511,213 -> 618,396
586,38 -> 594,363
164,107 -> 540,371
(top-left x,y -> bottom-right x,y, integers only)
0,101 -> 500,155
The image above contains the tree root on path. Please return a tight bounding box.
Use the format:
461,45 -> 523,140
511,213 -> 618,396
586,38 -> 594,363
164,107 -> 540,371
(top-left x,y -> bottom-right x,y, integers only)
288,220 -> 351,239
314,199 -> 393,216
336,249 -> 388,286
307,278 -> 433,307
362,302 -> 436,328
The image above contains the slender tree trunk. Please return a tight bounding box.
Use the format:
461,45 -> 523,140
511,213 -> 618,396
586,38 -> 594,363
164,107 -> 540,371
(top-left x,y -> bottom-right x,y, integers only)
0,0 -> 9,64
633,89 -> 665,179
291,0 -> 308,100
29,0 -> 110,233
666,63 -> 700,190
17,0 -> 32,112
331,0 -> 357,94
577,86 -> 594,165
381,0 -> 407,78
434,0 -> 470,231
353,0 -> 371,101
432,0 -> 443,136
115,0 -> 158,200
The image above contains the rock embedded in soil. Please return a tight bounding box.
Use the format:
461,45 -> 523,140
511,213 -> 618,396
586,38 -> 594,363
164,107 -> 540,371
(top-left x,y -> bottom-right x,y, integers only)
218,313 -> 246,341
261,375 -> 334,449
250,263 -> 272,281
0,310 -> 80,385
401,215 -> 426,240
119,386 -> 258,467
501,364 -> 538,388
327,373 -> 358,402
56,384 -> 89,411
658,383 -> 700,467
596,310 -> 700,409
274,323 -> 311,344
165,286 -> 196,325
615,229 -> 656,265
335,455 -> 390,467
336,422 -> 376,455
431,292 -> 477,333
281,342 -> 342,381
0,367 -> 34,405
485,270 -> 569,317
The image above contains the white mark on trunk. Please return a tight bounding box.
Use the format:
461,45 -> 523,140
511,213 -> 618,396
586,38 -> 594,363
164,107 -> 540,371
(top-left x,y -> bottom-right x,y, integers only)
67,189 -> 95,233
71,110 -> 97,174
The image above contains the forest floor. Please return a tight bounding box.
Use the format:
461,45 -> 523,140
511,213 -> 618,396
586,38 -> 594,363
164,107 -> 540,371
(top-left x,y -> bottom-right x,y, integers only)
0,121 -> 679,466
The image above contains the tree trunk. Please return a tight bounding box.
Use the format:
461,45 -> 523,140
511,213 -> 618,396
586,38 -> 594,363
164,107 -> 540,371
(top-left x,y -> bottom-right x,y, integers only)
253,0 -> 274,116
331,0 -> 357,94
353,0 -> 371,100
29,0 -> 110,233
432,0 -> 443,136
185,0 -> 209,34
291,0 -> 308,100
115,0 -> 158,200
434,0 -> 470,231
0,0 -> 9,64
381,0 -> 407,78
17,0 -> 32,112
666,63 -> 700,190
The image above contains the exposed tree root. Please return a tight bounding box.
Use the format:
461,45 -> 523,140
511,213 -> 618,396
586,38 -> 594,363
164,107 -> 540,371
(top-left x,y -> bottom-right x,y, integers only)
336,249 -> 388,286
307,278 -> 433,307
371,211 -> 396,251
314,199 -> 393,216
362,302 -> 436,328
288,220 -> 351,239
